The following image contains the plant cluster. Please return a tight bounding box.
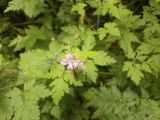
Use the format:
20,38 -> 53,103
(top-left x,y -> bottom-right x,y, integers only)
0,0 -> 160,120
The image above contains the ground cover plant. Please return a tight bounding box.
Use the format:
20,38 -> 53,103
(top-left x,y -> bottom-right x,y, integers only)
0,0 -> 160,120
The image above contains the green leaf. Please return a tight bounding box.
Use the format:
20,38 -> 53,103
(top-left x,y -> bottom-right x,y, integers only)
25,84 -> 51,101
73,48 -> 97,60
97,28 -> 107,40
6,87 -> 22,97
147,54 -> 160,73
120,32 -> 139,58
122,32 -> 139,43
137,43 -> 153,55
24,26 -> 47,49
147,38 -> 160,53
9,35 -> 27,52
104,22 -> 121,37
0,18 -> 10,33
92,51 -> 116,66
13,101 -> 40,120
123,62 -> 144,85
109,5 -> 120,19
86,0 -> 100,8
87,87 -> 139,119
50,106 -> 61,119
51,78 -> 69,104
23,0 -> 45,17
72,3 -> 87,16
141,63 -> 152,73
9,26 -> 47,51
5,87 -> 41,120
83,88 -> 98,100
92,0 -> 120,18
62,25 -> 80,34
82,29 -> 96,50
155,0 -> 160,2
19,49 -> 49,78
83,60 -> 98,83
25,26 -> 47,41
47,64 -> 64,79
5,0 -> 46,17
63,71 -> 83,86
5,0 -> 24,12
61,25 -> 81,47
118,6 -> 132,20
49,41 -> 64,58
0,99 -> 13,120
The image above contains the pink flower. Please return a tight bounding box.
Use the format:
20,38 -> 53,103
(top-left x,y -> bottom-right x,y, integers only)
60,53 -> 74,65
67,60 -> 84,70
66,53 -> 73,60
60,53 -> 83,70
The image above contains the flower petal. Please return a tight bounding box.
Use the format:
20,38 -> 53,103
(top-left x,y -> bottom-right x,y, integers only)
67,60 -> 84,70
66,53 -> 74,60
60,59 -> 69,65
67,61 -> 75,70
76,60 -> 84,66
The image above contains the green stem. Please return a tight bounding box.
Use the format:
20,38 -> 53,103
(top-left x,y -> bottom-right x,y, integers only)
98,72 -> 114,75
97,15 -> 100,29
10,25 -> 22,33
96,0 -> 102,29
0,83 -> 23,90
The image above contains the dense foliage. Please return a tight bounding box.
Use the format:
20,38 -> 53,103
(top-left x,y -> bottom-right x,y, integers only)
0,0 -> 160,119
